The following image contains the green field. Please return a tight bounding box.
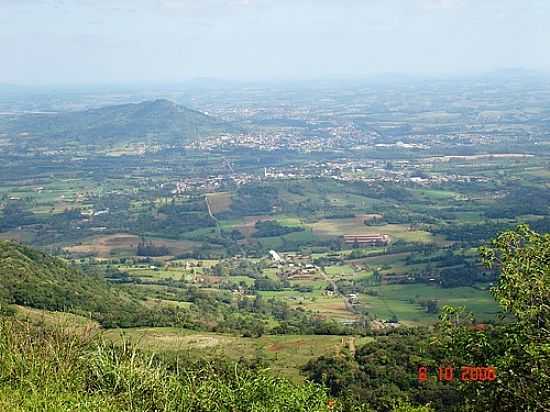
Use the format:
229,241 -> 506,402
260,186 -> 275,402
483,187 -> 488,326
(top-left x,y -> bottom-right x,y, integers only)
103,327 -> 372,380
361,284 -> 499,325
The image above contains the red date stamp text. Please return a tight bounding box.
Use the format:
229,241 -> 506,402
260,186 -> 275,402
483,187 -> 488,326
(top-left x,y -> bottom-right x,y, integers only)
418,366 -> 496,382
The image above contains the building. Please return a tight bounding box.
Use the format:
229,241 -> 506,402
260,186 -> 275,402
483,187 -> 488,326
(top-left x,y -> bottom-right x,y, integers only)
347,293 -> 360,304
269,250 -> 283,262
343,234 -> 390,247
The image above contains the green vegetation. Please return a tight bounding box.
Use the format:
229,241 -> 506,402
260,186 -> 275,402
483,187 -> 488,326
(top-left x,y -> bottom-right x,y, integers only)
0,240 -> 365,336
303,227 -> 550,411
1,77 -> 549,410
435,225 -> 550,411
0,319 -> 333,412
102,328 -> 372,381
0,240 -> 128,315
303,335 -> 460,411
359,284 -> 499,324
252,220 -> 305,238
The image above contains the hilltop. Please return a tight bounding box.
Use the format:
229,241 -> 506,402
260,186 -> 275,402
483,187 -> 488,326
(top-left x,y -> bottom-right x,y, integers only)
0,99 -> 234,145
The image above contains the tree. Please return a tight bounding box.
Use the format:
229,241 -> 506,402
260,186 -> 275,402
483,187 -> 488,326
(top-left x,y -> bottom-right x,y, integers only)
434,225 -> 549,411
479,225 -> 548,330
302,355 -> 358,397
425,300 -> 438,314
372,270 -> 382,284
392,401 -> 433,412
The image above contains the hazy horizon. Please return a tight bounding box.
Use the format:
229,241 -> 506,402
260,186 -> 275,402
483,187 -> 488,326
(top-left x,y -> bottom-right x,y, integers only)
2,0 -> 550,85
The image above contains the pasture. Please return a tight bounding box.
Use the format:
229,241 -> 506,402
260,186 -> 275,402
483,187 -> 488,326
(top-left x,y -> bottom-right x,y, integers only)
64,233 -> 198,257
360,284 -> 499,325
103,327 -> 373,380
14,306 -> 100,332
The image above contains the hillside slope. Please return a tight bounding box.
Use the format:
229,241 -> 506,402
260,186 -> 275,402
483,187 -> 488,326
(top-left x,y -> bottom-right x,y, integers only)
0,240 -> 127,314
1,99 -> 234,145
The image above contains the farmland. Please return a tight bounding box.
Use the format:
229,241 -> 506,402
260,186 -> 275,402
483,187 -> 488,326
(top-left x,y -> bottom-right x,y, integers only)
1,75 -> 549,405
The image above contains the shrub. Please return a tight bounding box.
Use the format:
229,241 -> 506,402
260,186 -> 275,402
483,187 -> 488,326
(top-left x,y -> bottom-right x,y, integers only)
0,318 -> 333,412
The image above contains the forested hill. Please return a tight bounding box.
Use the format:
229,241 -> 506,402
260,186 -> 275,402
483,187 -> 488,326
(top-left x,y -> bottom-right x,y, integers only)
0,99 -> 234,145
0,240 -> 127,314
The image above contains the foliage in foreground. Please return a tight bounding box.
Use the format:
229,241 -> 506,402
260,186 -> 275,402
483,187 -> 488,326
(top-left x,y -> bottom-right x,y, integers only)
0,318 -> 332,412
302,334 -> 460,411
434,225 -> 550,411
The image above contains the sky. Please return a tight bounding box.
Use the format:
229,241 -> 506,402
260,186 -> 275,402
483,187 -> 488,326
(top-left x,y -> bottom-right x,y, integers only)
1,0 -> 550,85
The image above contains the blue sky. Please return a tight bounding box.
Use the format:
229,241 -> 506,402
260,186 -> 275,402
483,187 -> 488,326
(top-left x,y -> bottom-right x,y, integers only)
1,0 -> 549,84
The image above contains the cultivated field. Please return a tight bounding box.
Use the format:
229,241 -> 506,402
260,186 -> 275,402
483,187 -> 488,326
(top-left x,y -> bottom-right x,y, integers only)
64,233 -> 199,257
206,192 -> 233,215
309,219 -> 437,243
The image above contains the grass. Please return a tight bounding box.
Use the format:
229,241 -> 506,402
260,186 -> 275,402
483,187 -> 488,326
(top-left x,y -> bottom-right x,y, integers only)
103,327 -> 370,381
414,189 -> 462,200
445,211 -> 485,223
361,295 -> 434,325
306,297 -> 359,321
258,289 -> 357,322
125,267 -> 184,280
257,290 -> 314,300
257,230 -> 319,249
289,279 -> 330,290
0,317 -> 334,411
0,387 -> 121,412
361,284 -> 500,325
143,299 -> 193,309
226,275 -> 255,286
351,252 -> 409,269
324,264 -> 357,278
261,267 -> 280,280
14,305 -> 100,331
274,216 -> 304,227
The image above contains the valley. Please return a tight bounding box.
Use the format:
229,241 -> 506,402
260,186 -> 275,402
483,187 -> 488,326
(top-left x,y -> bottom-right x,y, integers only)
1,74 -> 549,411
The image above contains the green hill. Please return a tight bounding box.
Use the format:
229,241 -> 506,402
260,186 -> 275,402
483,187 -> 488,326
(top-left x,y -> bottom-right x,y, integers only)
0,241 -> 214,329
1,99 -> 234,145
0,240 -> 128,315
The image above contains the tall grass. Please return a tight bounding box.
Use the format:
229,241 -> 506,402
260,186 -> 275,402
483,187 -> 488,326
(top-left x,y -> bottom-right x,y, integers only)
0,317 -> 333,411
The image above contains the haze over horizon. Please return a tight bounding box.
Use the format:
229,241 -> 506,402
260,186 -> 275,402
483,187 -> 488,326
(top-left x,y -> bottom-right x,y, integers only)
2,0 -> 550,85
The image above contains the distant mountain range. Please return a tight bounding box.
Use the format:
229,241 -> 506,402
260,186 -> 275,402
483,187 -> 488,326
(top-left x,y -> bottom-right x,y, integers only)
0,99 -> 235,145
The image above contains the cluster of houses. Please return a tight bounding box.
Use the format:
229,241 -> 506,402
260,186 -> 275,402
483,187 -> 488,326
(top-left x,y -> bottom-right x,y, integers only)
81,208 -> 110,218
268,250 -> 322,281
280,263 -> 320,281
